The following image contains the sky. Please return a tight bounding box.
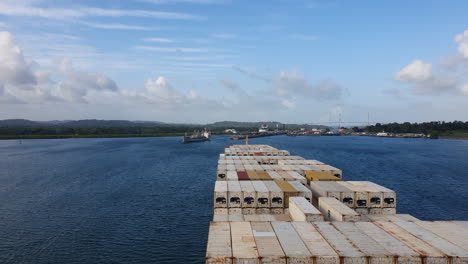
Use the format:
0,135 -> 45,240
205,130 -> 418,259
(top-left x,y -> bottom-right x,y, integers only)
0,0 -> 467,124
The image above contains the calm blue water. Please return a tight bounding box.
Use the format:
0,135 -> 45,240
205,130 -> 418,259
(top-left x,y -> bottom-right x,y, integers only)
0,135 -> 467,263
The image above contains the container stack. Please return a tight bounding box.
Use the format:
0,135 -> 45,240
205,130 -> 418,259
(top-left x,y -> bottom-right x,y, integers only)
207,144 -> 468,264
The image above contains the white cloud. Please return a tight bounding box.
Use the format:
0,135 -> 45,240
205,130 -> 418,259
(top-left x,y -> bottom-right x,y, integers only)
461,84 -> 468,96
0,31 -> 37,87
0,1 -> 201,20
134,45 -> 211,53
394,59 -> 462,95
455,30 -> 468,58
144,37 -> 175,43
395,59 -> 432,82
275,71 -> 343,100
80,22 -> 160,31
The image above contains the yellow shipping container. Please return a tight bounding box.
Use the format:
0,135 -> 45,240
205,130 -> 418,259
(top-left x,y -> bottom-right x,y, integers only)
305,171 -> 341,184
246,170 -> 259,180
256,171 -> 272,180
274,180 -> 298,207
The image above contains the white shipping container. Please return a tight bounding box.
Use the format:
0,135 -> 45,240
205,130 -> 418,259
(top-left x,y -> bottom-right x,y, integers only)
227,181 -> 242,208
217,170 -> 227,180
374,221 -> 448,264
289,197 -> 324,222
346,181 -> 383,208
214,181 -> 228,208
393,214 -> 420,222
240,181 -> 257,208
244,214 -> 276,222
206,222 -> 233,264
355,208 -> 369,216
266,171 -> 283,180
230,222 -> 259,264
252,181 -> 270,208
392,221 -> 468,264
264,181 -> 284,208
270,208 -> 284,215
288,181 -> 313,203
453,221 -> 468,229
382,208 -> 396,215
332,222 -> 393,264
368,208 -> 383,215
227,164 -> 236,171
354,222 -> 420,264
213,214 -> 229,222
337,182 -> 369,208
363,181 -> 396,208
287,171 -> 307,184
291,222 -> 339,264
318,197 -> 360,222
242,208 -> 256,215
309,182 -> 354,208
271,221 -> 313,264
228,214 -> 245,222
256,208 -> 271,214
415,221 -> 468,251
227,171 -> 239,181
228,208 -> 242,215
214,208 -> 228,215
312,222 -> 366,264
251,222 -> 287,264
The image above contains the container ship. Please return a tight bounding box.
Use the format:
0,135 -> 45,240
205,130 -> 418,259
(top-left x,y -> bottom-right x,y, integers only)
182,129 -> 210,143
205,144 -> 468,264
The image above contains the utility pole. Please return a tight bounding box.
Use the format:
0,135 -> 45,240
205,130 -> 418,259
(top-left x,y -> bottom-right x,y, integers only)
338,113 -> 341,130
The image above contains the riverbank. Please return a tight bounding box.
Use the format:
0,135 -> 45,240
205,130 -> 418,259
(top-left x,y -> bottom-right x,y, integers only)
0,133 -> 188,140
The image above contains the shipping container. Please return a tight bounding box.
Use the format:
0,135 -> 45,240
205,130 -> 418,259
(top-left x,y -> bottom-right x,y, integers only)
266,171 -> 283,180
355,208 -> 369,216
311,165 -> 343,178
252,181 -> 270,208
287,171 -> 307,184
312,222 -> 366,264
274,180 -> 298,207
309,181 -> 354,208
237,171 -> 250,181
228,181 -> 242,208
318,197 -> 360,222
332,222 -> 393,264
213,214 -> 229,222
273,214 -> 292,221
257,171 -> 272,180
217,169 -> 227,180
270,208 -> 284,214
288,181 -> 313,203
214,208 -> 228,215
206,222 -> 233,264
240,181 -> 257,208
256,208 -> 271,214
228,214 -> 245,222
337,182 -> 369,208
354,222 -> 420,264
264,181 -> 284,208
415,221 -> 468,251
393,214 -> 420,222
392,221 -> 468,264
247,170 -> 260,180
251,222 -> 287,264
242,208 -> 256,215
345,181 -> 383,208
271,222 -> 313,263
368,208 -> 383,214
291,222 -> 339,264
382,208 -> 396,215
374,221 -> 448,264
289,197 -> 324,222
305,171 -> 341,183
214,181 -> 228,208
244,214 -> 276,222
278,171 -> 296,181
230,222 -> 259,264
227,171 -> 239,181
362,181 -> 396,208
453,221 -> 468,229
228,208 -> 242,215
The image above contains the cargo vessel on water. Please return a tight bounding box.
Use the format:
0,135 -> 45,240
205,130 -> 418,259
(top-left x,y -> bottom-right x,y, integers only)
205,144 -> 468,264
182,129 -> 210,143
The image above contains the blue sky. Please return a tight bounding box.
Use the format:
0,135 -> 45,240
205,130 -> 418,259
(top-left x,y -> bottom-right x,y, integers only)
0,0 -> 467,124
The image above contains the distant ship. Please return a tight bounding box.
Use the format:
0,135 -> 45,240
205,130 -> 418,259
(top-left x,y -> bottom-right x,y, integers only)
182,129 -> 210,143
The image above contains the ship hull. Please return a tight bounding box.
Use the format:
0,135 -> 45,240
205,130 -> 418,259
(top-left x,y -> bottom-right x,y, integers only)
182,136 -> 210,143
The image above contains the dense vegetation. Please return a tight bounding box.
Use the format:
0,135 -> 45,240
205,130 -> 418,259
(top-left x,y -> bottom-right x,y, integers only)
364,121 -> 468,138
0,119 -> 326,139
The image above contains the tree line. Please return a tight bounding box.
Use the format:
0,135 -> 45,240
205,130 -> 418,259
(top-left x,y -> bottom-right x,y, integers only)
362,121 -> 468,134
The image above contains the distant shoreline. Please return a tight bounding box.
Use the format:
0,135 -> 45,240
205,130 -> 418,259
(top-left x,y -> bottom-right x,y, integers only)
1,134 -> 467,140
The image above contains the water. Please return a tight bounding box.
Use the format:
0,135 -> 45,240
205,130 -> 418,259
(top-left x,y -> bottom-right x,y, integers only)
0,135 -> 467,263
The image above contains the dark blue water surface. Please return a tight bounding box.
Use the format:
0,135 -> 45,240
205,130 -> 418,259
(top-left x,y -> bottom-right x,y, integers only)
0,135 -> 467,263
